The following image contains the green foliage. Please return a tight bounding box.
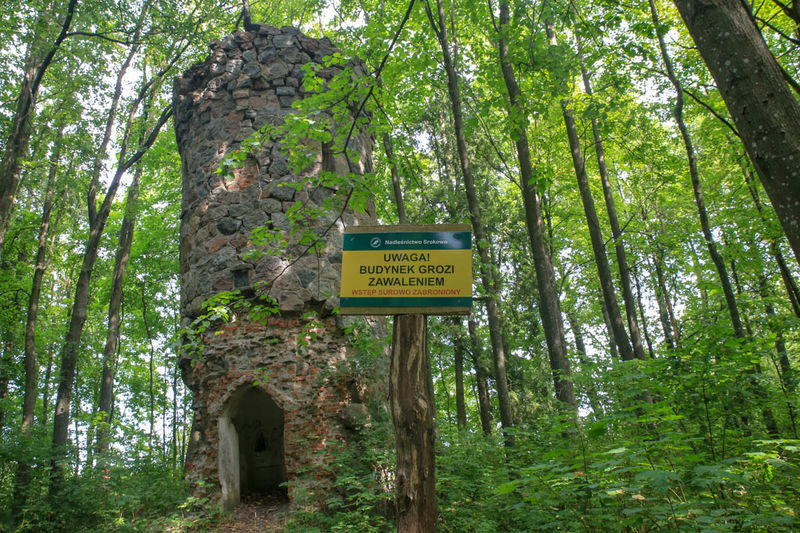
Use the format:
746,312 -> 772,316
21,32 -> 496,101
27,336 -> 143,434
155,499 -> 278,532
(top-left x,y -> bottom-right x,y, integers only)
176,290 -> 280,362
284,401 -> 395,532
1,0 -> 799,530
435,429 -> 507,533
0,428 -> 207,533
486,424 -> 799,532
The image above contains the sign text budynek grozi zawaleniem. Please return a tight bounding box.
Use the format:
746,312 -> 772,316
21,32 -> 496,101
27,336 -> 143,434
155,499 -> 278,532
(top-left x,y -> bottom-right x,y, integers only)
339,225 -> 472,315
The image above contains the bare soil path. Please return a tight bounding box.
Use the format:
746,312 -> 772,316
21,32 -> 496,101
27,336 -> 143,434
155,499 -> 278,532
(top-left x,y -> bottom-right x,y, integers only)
218,493 -> 289,532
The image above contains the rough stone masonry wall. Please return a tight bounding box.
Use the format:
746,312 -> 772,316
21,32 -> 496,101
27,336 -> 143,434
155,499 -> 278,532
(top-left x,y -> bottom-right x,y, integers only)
173,24 -> 382,507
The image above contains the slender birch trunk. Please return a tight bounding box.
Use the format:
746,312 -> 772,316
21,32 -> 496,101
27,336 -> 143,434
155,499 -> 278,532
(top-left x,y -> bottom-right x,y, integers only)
0,0 -> 78,256
95,165 -> 142,454
468,318 -> 494,435
424,0 -> 518,445
577,37 -> 647,359
493,0 -> 575,407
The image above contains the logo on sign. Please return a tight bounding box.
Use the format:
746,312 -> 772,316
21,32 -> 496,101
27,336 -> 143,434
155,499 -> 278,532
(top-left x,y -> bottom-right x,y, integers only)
370,237 -> 382,248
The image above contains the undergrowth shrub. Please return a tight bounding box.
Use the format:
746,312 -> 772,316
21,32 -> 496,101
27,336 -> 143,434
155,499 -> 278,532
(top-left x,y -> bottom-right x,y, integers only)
284,400 -> 395,533
0,440 -> 216,533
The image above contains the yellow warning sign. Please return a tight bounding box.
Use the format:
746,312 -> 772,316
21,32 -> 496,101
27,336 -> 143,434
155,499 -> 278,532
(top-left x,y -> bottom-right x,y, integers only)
339,224 -> 473,315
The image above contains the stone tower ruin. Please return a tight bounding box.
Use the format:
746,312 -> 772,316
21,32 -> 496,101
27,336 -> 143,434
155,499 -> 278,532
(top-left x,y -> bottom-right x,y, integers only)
173,24 -> 381,510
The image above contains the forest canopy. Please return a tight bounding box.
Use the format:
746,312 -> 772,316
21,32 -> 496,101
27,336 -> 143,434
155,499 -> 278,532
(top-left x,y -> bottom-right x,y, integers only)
0,0 -> 798,531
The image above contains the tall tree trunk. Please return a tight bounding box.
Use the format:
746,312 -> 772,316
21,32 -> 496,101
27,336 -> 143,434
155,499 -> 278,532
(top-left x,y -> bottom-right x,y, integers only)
383,133 -> 408,225
650,244 -> 679,349
0,0 -> 78,256
51,92 -> 173,482
550,39 -> 638,361
565,309 -> 603,418
649,0 -> 745,339
171,362 -> 179,467
729,260 -> 780,437
493,0 -> 576,408
651,209 -> 681,344
429,108 -> 476,433
162,370 -> 168,462
452,317 -> 467,429
51,32 -> 138,468
384,96 -> 441,526
12,124 -> 63,517
688,239 -> 710,311
673,0 -> 800,266
39,207 -> 65,430
95,165 -> 141,455
758,275 -> 798,437
577,40 -> 647,360
424,0 -> 517,446
600,299 -> 619,360
41,346 -> 54,426
0,338 -> 13,432
21,126 -> 62,432
467,318 -> 493,435
390,314 -> 436,533
633,268 -> 655,359
742,168 -> 800,319
651,0 -> 779,434
139,281 -> 158,458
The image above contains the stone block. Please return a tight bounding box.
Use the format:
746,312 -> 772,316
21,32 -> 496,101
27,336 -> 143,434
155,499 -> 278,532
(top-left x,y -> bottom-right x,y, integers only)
230,234 -> 249,249
273,33 -> 296,48
212,273 -> 234,291
216,217 -> 241,235
258,198 -> 282,212
234,31 -> 255,42
271,179 -> 296,201
298,35 -> 319,53
209,246 -> 237,269
221,36 -> 236,50
279,291 -> 304,311
297,269 -> 316,288
226,58 -> 243,74
241,210 -> 268,231
258,47 -> 277,63
242,62 -> 261,76
210,62 -> 225,76
202,205 -> 228,225
255,254 -> 283,273
205,235 -> 229,254
270,211 -> 291,231
266,60 -> 290,78
279,46 -> 301,63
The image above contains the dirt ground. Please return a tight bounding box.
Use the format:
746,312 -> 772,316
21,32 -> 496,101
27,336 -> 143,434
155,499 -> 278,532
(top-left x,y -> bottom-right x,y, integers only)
217,493 -> 290,532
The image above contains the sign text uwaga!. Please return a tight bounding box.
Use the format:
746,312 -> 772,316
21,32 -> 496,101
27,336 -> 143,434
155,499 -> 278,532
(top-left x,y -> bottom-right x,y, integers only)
339,224 -> 473,315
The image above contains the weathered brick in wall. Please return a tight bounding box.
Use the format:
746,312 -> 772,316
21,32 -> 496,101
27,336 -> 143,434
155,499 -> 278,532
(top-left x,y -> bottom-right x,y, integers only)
174,23 -> 374,319
180,315 -> 369,504
173,24 -> 385,508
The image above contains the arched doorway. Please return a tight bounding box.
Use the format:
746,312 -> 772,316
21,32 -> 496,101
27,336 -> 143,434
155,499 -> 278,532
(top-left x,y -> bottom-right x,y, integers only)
218,386 -> 287,510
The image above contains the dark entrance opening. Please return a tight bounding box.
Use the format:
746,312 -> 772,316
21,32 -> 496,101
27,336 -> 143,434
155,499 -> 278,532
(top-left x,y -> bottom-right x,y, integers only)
219,386 -> 287,510
233,388 -> 288,498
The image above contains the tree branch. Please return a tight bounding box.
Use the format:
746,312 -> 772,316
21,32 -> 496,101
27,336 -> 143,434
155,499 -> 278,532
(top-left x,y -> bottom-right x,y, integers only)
682,88 -> 740,137
65,31 -> 133,46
